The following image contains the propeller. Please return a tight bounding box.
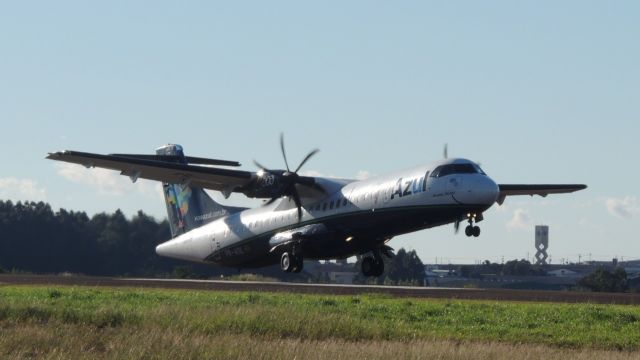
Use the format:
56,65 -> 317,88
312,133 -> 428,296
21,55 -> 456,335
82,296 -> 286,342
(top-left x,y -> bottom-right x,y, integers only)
454,219 -> 461,234
254,133 -> 323,222
443,143 -> 448,159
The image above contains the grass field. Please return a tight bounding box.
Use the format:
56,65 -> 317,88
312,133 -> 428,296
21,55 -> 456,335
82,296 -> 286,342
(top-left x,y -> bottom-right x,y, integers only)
0,285 -> 639,359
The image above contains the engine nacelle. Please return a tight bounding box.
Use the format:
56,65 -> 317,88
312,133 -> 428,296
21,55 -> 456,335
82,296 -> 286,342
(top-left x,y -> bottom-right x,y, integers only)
268,223 -> 329,252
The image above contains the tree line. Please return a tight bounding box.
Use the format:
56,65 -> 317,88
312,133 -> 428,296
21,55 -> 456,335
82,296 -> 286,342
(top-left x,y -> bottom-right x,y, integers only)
0,200 -> 427,284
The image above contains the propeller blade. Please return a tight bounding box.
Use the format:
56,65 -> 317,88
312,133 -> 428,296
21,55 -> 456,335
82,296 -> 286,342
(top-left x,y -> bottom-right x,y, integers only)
280,133 -> 290,172
253,160 -> 270,171
294,148 -> 319,173
454,219 -> 460,234
444,143 -> 448,159
291,187 -> 303,222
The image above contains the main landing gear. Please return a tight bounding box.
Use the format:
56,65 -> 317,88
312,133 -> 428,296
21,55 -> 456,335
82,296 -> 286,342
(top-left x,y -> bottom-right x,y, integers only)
280,234 -> 304,273
464,212 -> 481,237
361,256 -> 384,277
281,251 -> 303,273
361,246 -> 394,277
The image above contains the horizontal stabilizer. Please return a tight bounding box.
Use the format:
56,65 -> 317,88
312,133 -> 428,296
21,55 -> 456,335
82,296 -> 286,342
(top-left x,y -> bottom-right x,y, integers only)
110,153 -> 241,167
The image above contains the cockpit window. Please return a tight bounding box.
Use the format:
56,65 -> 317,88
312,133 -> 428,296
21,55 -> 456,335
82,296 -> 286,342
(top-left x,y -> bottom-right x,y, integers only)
430,163 -> 485,178
472,163 -> 486,175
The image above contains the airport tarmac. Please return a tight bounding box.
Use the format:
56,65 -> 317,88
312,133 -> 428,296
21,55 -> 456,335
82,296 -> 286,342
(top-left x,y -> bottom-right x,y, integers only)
1,274 -> 639,305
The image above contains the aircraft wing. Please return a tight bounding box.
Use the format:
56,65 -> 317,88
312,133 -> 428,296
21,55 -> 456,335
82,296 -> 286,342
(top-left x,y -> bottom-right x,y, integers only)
497,184 -> 587,205
46,150 -> 254,193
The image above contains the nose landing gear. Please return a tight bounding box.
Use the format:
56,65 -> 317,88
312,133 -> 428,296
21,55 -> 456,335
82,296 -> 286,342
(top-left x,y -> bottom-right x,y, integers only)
464,212 -> 481,237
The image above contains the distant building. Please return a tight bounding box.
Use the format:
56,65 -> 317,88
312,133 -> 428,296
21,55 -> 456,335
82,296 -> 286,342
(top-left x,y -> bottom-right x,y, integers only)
547,269 -> 580,277
328,272 -> 356,284
304,260 -> 357,284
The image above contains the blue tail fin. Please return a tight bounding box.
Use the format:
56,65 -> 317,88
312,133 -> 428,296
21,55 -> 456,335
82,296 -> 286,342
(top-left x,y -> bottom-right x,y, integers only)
156,144 -> 245,237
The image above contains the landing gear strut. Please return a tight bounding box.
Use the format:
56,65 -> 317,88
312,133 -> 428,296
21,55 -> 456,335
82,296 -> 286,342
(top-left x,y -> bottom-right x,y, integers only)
464,212 -> 481,237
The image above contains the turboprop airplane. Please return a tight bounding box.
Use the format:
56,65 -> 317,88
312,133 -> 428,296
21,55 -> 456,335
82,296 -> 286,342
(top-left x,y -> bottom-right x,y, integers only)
47,137 -> 586,276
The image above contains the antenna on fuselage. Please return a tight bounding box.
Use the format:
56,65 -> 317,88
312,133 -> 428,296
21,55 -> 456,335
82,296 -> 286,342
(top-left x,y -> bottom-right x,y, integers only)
443,143 -> 448,159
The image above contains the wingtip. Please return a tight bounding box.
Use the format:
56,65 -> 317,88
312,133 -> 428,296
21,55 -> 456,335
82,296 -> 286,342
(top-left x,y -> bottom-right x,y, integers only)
46,150 -> 73,160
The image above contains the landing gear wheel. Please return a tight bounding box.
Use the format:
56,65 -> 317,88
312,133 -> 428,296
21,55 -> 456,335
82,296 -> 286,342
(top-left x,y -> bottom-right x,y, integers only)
464,213 -> 482,238
472,226 -> 480,237
362,257 -> 375,277
372,259 -> 384,277
362,257 -> 384,277
280,252 -> 294,272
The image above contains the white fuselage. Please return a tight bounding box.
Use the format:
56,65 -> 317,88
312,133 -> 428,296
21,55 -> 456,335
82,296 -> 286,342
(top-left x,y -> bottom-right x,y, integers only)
156,158 -> 499,265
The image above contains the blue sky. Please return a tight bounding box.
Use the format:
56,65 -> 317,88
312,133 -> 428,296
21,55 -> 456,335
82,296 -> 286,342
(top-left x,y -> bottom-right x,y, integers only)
1,1 -> 638,264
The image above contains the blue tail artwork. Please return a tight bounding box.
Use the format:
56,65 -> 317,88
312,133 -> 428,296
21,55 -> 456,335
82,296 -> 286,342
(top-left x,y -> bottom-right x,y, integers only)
157,144 -> 244,237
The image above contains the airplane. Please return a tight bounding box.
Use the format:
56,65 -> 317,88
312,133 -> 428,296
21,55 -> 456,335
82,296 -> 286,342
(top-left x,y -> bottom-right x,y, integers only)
47,136 -> 586,276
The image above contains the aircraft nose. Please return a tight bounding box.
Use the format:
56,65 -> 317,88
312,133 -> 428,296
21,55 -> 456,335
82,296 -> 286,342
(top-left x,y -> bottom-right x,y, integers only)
480,176 -> 500,205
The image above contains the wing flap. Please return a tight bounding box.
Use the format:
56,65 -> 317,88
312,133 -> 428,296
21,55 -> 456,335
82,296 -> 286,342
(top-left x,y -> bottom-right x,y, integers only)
47,150 -> 254,191
497,184 -> 587,205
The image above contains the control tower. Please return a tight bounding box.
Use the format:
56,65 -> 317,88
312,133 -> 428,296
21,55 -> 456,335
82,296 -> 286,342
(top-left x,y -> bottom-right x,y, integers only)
535,225 -> 549,265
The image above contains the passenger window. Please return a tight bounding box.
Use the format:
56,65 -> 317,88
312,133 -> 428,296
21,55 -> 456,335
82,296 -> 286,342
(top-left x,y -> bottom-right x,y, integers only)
329,200 -> 334,209
343,198 -> 348,207
336,198 -> 341,208
323,203 -> 327,211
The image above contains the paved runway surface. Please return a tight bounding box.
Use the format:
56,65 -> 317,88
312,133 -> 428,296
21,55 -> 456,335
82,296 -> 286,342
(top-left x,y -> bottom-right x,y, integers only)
1,274 -> 639,304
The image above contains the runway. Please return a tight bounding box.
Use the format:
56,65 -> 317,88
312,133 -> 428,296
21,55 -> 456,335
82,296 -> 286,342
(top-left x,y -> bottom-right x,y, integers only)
1,274 -> 638,305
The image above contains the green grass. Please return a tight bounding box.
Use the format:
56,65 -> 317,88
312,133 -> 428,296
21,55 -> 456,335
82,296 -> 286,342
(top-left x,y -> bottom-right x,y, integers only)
0,285 -> 639,353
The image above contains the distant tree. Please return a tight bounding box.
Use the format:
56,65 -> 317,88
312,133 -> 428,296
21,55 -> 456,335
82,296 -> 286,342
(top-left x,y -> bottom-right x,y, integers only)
387,248 -> 425,285
481,260 -> 502,275
172,265 -> 196,279
578,266 -> 628,293
502,259 -> 546,276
